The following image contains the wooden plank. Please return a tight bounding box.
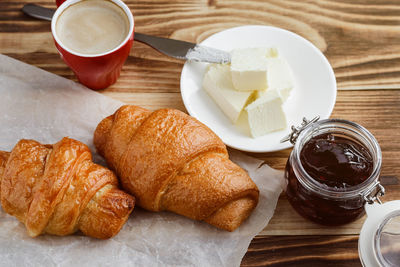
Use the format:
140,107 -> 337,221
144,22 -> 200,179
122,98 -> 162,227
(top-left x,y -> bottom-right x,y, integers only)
102,92 -> 186,110
241,235 -> 362,266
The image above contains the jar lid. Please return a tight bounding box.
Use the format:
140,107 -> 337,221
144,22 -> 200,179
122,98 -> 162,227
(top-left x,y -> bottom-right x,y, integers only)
359,200 -> 400,266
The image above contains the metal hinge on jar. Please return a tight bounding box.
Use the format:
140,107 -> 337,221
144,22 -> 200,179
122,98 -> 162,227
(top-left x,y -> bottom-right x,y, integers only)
363,181 -> 385,205
281,116 -> 320,144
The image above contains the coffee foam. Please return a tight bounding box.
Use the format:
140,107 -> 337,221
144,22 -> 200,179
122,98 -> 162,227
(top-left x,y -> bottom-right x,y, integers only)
56,0 -> 130,55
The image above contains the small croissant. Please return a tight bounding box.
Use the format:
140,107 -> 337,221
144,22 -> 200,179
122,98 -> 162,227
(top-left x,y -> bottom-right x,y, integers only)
94,105 -> 259,231
0,137 -> 135,239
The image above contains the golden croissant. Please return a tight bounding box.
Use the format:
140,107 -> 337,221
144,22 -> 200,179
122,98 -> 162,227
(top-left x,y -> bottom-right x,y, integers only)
94,105 -> 259,231
0,137 -> 135,239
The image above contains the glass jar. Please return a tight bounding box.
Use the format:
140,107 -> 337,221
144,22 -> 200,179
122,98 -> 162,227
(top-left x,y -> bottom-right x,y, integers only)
284,118 -> 383,225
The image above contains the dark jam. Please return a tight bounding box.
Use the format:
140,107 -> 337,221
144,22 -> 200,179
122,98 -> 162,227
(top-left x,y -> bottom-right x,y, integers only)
286,133 -> 374,225
300,133 -> 373,188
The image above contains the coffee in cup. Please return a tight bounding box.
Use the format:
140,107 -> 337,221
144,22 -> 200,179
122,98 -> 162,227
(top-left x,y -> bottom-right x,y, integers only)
51,0 -> 134,90
56,0 -> 130,55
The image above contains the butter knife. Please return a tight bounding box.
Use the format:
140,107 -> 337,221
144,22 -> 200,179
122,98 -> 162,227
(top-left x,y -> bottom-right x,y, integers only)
22,4 -> 231,64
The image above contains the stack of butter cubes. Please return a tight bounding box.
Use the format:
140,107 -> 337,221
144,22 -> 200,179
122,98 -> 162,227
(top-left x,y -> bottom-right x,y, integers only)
203,47 -> 294,138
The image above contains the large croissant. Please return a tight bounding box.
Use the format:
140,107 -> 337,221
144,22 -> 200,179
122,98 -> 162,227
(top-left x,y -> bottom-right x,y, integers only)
0,137 -> 135,239
94,105 -> 259,231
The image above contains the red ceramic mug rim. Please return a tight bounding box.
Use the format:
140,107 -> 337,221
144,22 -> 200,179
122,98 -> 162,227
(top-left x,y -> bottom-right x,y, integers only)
51,0 -> 134,58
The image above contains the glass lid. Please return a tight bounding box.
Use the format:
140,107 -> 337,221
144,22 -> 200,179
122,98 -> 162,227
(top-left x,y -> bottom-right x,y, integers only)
359,200 -> 400,267
374,211 -> 400,267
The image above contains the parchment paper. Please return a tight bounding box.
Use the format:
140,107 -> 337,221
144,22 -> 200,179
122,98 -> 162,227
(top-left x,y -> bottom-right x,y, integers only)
0,54 -> 286,267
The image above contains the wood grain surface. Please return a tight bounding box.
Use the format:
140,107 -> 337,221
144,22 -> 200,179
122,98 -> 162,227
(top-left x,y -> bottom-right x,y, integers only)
1,0 -> 399,266
242,235 -> 362,266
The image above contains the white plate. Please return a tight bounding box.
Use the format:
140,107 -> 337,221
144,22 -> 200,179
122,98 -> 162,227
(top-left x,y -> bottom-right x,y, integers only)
180,25 -> 336,153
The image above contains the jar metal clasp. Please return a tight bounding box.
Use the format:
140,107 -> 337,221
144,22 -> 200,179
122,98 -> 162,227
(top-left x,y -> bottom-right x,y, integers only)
363,181 -> 385,205
281,116 -> 320,144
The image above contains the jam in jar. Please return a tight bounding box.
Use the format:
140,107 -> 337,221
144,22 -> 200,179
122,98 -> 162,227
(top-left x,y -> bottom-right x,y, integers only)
285,119 -> 382,225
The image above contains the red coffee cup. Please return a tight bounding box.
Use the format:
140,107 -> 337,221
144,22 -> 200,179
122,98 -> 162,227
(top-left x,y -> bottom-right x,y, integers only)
51,0 -> 134,90
56,0 -> 65,7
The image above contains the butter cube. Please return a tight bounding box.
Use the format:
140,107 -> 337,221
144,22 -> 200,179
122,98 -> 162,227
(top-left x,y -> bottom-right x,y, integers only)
256,57 -> 294,102
203,64 -> 254,123
245,90 -> 287,138
230,47 -> 278,91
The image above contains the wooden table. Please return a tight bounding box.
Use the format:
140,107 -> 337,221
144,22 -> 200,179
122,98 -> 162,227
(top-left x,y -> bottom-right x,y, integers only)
1,0 -> 399,265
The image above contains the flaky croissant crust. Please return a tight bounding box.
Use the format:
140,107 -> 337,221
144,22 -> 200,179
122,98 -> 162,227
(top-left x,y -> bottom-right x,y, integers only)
0,137 -> 135,239
94,105 -> 259,231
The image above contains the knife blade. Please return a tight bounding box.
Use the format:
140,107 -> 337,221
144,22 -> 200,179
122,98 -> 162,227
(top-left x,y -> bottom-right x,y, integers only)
21,4 -> 231,64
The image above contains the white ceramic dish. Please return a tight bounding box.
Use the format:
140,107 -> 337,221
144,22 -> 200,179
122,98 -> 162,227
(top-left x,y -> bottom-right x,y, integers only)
180,25 -> 337,153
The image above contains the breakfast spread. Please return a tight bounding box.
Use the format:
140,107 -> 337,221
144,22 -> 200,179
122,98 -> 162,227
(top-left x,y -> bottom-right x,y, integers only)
94,105 -> 260,231
245,89 -> 287,138
203,64 -> 255,123
203,47 -> 294,138
285,119 -> 381,226
230,47 -> 277,91
300,133 -> 373,188
1,3 -> 395,262
258,56 -> 294,102
3,0 -> 395,264
0,137 -> 135,239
